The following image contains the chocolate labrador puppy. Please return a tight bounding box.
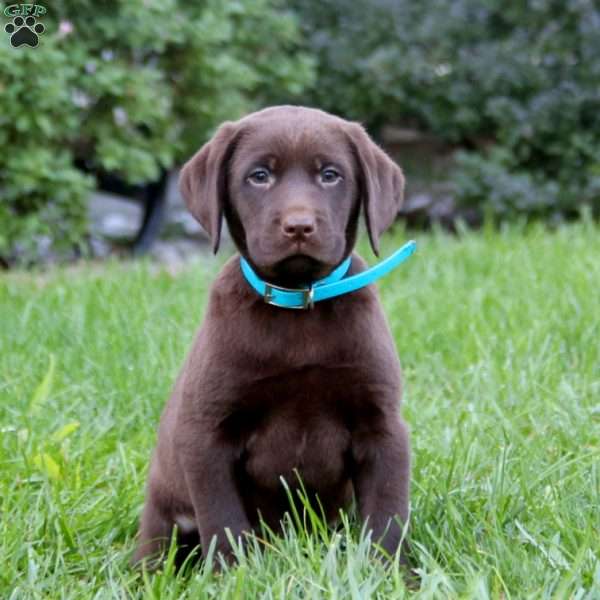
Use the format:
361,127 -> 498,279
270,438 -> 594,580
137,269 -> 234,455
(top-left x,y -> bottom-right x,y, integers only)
133,105 -> 411,568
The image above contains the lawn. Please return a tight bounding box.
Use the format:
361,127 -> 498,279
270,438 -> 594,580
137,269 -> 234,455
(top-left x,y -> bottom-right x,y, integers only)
1,222 -> 599,599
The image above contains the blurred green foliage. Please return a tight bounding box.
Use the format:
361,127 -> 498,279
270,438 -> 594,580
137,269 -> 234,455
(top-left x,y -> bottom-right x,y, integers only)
3,0 -> 599,265
0,0 -> 313,263
293,0 -> 600,221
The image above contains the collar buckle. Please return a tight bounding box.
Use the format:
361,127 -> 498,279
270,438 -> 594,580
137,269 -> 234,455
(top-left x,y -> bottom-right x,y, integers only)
264,283 -> 315,310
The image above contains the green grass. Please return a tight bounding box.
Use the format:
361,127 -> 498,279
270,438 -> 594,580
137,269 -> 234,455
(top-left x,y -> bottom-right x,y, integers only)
1,222 -> 599,599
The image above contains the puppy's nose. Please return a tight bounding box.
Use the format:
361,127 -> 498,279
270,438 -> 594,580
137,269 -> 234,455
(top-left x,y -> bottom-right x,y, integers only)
282,214 -> 316,239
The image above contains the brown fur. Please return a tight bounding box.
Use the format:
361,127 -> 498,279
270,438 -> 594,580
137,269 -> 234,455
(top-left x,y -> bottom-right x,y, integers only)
133,106 -> 411,568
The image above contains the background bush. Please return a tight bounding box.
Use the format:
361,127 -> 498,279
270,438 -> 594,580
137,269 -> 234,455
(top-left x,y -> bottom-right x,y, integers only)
3,0 -> 600,266
292,0 -> 600,221
0,0 -> 313,263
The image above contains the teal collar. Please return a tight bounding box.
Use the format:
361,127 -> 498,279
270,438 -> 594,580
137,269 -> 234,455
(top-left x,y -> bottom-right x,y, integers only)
239,239 -> 416,309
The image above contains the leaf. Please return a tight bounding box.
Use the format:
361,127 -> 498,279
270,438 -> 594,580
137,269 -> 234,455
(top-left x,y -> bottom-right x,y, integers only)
27,355 -> 56,416
51,421 -> 80,443
32,452 -> 62,480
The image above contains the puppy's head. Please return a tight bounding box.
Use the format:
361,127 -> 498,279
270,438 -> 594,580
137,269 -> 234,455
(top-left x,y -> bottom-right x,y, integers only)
180,106 -> 404,286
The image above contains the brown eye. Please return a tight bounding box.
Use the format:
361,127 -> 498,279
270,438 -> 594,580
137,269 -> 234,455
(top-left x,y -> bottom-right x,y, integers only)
247,168 -> 271,185
320,167 -> 341,185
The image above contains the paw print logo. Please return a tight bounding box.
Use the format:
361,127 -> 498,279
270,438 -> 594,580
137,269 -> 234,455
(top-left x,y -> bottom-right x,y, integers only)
5,15 -> 45,48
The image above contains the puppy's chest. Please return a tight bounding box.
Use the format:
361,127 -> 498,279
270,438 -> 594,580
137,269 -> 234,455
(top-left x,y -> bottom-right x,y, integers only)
238,391 -> 351,492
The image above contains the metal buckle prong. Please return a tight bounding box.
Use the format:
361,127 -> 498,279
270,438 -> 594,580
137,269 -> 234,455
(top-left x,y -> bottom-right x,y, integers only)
303,286 -> 315,310
264,284 -> 274,304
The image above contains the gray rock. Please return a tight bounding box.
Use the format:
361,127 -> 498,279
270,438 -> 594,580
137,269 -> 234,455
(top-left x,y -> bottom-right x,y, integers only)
150,238 -> 213,265
88,235 -> 112,259
88,191 -> 142,241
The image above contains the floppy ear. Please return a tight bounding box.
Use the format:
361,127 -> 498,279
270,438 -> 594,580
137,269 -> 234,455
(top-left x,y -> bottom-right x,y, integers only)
179,122 -> 240,254
346,123 -> 405,256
